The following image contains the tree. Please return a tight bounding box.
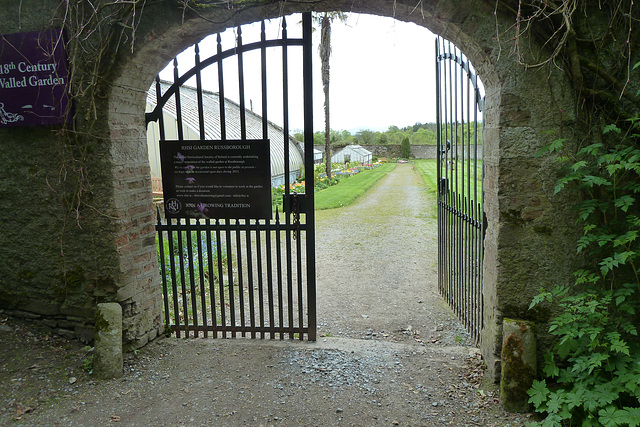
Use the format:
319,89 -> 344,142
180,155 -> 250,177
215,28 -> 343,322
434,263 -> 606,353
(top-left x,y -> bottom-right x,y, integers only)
355,129 -> 375,144
315,12 -> 346,178
400,137 -> 411,158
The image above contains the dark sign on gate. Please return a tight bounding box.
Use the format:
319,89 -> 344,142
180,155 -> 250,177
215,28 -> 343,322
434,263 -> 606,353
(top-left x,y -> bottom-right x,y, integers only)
0,29 -> 70,127
160,140 -> 272,219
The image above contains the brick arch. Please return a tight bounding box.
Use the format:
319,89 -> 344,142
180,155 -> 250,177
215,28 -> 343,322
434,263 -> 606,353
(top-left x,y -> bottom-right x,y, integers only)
107,1 -> 576,377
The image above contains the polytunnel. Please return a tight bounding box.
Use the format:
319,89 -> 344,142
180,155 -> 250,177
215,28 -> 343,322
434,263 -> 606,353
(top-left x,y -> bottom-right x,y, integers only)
146,81 -> 305,189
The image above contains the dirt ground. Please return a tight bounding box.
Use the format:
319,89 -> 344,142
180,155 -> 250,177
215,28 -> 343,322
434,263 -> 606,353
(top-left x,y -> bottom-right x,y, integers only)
0,163 -> 533,426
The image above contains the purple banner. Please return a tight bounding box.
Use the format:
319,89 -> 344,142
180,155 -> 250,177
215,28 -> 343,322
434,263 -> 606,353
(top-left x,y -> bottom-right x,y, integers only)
0,29 -> 70,127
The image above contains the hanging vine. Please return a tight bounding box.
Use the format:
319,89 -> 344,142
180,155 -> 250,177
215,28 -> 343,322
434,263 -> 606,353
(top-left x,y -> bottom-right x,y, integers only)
42,0 -> 150,228
494,0 -> 639,127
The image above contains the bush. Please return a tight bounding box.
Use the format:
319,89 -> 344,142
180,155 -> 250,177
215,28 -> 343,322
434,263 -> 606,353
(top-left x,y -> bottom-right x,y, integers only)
528,119 -> 640,426
400,136 -> 411,158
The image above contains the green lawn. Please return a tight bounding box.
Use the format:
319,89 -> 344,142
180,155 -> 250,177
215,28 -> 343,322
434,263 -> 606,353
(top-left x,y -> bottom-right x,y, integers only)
314,163 -> 396,210
413,159 -> 438,194
413,159 -> 482,200
313,159 -> 481,212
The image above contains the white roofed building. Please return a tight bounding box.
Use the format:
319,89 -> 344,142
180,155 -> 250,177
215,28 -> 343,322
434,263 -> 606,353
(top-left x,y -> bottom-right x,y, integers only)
331,144 -> 373,164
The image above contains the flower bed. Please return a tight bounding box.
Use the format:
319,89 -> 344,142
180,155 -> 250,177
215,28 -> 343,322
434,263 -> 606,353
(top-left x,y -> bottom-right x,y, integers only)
272,163 -> 381,208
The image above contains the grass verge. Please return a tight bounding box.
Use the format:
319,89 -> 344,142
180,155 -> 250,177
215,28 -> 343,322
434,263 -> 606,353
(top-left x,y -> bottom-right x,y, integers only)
413,159 -> 438,194
314,163 -> 396,210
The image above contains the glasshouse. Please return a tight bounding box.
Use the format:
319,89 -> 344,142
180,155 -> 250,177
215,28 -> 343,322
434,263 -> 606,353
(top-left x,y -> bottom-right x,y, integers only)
146,81 -> 305,191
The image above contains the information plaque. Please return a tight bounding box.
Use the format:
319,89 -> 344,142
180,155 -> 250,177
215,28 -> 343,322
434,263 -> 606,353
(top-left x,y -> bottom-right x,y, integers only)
0,29 -> 70,127
160,140 -> 272,219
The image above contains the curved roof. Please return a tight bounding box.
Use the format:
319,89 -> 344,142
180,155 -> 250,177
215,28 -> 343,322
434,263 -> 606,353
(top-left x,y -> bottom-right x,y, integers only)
147,81 -> 304,181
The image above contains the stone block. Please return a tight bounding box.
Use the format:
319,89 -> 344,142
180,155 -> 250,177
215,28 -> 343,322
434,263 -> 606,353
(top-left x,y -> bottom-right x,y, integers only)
22,301 -> 61,316
116,283 -> 137,302
500,318 -> 536,412
148,326 -> 158,341
42,319 -> 58,328
12,310 -> 41,319
93,303 -> 123,379
57,319 -> 78,329
56,329 -> 75,339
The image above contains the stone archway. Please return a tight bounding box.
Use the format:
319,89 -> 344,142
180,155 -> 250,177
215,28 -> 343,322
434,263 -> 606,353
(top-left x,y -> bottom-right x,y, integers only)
0,0 -> 581,383
105,0 -> 577,378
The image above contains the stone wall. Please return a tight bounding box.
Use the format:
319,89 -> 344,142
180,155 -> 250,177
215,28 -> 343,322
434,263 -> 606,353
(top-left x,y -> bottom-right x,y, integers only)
0,2 -> 114,339
0,0 -> 162,348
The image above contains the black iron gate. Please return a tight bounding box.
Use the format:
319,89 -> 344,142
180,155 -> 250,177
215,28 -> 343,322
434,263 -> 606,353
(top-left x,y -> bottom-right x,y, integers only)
435,37 -> 485,344
146,13 -> 316,340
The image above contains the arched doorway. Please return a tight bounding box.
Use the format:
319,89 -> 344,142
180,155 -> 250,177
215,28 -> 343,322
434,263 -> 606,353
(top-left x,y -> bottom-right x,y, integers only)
107,0 -> 577,378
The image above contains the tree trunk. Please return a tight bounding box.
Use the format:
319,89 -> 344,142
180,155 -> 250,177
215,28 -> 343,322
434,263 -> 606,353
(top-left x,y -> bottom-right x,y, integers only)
320,14 -> 332,178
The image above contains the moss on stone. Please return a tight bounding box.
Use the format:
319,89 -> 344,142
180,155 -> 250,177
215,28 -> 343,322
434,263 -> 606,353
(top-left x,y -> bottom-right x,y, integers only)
61,267 -> 85,290
500,320 -> 536,413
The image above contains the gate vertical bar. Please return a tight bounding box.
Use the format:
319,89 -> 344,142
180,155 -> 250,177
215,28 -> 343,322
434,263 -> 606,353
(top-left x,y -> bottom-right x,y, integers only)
256,223 -> 265,338
176,222 -> 189,336
236,27 -> 247,141
194,44 -> 205,139
266,215 -> 275,339
435,38 -> 443,302
275,210 -> 284,339
302,11 -> 316,341
157,208 -> 170,329
217,33 -> 226,142
172,58 -> 184,142
234,220 -> 246,336
258,19 -> 268,339
166,222 -> 180,337
195,222 -> 208,337
281,18 -> 295,340
205,221 -> 218,338
225,225 -> 235,337
215,221 -> 226,337
185,224 -> 199,337
245,220 -> 256,338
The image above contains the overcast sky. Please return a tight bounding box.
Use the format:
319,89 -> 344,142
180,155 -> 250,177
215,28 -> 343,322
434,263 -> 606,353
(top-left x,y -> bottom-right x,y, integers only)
159,13 -> 437,133
324,14 -> 436,132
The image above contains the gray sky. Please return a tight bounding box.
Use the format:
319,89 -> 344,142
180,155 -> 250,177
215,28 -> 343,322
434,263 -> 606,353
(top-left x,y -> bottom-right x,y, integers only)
159,13 -> 437,133
324,14 -> 436,132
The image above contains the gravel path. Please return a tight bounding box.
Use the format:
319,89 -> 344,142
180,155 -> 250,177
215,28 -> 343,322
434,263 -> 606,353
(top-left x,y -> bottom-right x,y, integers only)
315,163 -> 469,347
0,163 -> 532,426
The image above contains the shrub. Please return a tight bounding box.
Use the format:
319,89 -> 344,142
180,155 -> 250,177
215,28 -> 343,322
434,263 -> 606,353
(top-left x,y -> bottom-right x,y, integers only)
400,136 -> 411,158
528,119 -> 640,426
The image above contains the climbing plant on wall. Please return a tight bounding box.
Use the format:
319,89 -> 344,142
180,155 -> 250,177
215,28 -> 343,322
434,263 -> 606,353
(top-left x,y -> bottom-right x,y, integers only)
503,0 -> 640,423
494,0 -> 639,127
51,0 -> 148,222
529,111 -> 640,425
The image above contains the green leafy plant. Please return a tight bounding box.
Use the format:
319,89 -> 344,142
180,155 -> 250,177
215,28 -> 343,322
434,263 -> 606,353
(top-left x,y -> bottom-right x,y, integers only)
81,346 -> 94,373
528,117 -> 640,426
400,136 -> 411,158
